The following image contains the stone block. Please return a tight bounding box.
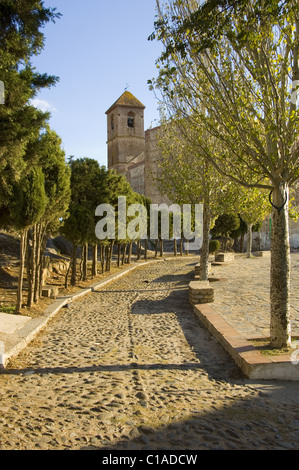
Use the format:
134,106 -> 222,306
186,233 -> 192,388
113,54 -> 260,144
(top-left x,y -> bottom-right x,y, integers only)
42,286 -> 59,299
189,281 -> 214,305
254,251 -> 270,257
215,252 -> 234,263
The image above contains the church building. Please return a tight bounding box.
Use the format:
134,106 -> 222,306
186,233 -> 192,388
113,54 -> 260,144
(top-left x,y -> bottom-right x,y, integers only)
106,91 -> 169,205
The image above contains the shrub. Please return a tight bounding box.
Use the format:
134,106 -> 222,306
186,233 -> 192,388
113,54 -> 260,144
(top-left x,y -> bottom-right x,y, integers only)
209,239 -> 220,254
211,213 -> 240,238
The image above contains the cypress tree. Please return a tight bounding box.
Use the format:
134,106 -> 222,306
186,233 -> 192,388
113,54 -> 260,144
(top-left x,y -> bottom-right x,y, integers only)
11,167 -> 47,311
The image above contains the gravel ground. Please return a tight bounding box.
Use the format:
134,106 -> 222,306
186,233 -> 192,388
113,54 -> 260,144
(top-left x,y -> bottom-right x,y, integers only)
0,258 -> 299,450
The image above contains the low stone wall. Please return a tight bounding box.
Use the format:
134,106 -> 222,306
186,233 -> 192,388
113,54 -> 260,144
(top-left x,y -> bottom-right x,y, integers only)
189,280 -> 214,305
215,252 -> 234,263
254,251 -> 270,257
41,286 -> 60,299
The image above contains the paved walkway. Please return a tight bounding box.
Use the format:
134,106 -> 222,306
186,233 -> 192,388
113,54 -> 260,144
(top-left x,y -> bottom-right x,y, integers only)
0,256 -> 299,450
211,252 -> 299,339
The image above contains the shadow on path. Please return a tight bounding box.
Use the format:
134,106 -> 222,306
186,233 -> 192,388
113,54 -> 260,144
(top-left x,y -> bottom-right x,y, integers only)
81,385 -> 299,450
2,361 -> 205,377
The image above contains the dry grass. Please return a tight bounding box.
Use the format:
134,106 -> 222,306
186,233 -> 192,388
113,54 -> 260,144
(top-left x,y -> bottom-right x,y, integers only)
250,338 -> 298,356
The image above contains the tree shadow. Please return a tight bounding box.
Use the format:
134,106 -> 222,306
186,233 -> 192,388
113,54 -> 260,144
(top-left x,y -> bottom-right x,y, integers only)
150,265 -> 196,286
80,383 -> 299,451
0,266 -> 18,288
130,283 -> 242,382
2,362 -> 206,376
131,290 -> 189,315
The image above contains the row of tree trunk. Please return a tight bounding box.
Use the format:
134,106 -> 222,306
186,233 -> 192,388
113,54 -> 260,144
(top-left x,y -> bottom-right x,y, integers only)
16,223 -> 48,313
64,238 -> 191,288
16,235 -> 197,311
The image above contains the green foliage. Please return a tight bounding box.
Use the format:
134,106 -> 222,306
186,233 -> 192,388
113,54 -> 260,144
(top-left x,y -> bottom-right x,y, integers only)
0,104 -> 49,211
151,0 -> 299,190
35,127 -> 71,234
211,213 -> 240,238
11,166 -> 47,230
0,0 -> 71,310
209,239 -> 220,254
62,201 -> 89,247
0,0 -> 61,60
0,305 -> 16,314
62,158 -> 144,247
152,0 -> 292,57
252,220 -> 262,232
0,0 -> 60,216
62,158 -> 107,246
230,215 -> 248,239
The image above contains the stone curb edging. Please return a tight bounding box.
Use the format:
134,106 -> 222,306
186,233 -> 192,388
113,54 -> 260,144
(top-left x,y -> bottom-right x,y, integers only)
193,303 -> 299,381
0,256 -> 199,369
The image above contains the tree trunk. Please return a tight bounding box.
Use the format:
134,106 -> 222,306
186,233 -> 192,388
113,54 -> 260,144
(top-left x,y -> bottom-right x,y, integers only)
106,240 -> 114,271
38,246 -> 45,298
239,233 -> 245,253
137,240 -> 141,260
223,236 -> 228,253
159,239 -> 164,257
173,238 -> 177,257
100,244 -> 105,273
199,200 -> 211,281
64,262 -> 71,289
270,183 -> 291,348
27,225 -> 37,307
122,243 -> 127,265
117,244 -> 121,267
33,226 -> 40,304
155,239 -> 158,257
144,239 -> 148,260
16,229 -> 28,313
127,242 -> 132,264
71,244 -> 78,286
34,223 -> 44,303
82,243 -> 88,281
257,231 -> 261,251
180,238 -> 183,256
26,231 -> 31,304
91,244 -> 98,277
246,224 -> 253,258
105,245 -> 109,271
79,246 -> 84,281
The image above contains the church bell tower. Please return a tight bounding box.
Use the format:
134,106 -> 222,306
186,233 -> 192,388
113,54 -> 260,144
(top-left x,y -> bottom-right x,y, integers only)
105,91 -> 146,176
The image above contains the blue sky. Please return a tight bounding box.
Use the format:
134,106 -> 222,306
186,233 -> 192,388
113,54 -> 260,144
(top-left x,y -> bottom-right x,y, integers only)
31,0 -> 163,167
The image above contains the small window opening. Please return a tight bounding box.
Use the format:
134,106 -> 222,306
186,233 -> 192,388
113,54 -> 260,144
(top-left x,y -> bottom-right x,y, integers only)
128,117 -> 134,128
111,115 -> 114,130
128,111 -> 135,128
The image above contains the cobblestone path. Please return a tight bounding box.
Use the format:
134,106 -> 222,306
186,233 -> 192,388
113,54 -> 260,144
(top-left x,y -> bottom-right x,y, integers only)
1,258 -> 299,450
